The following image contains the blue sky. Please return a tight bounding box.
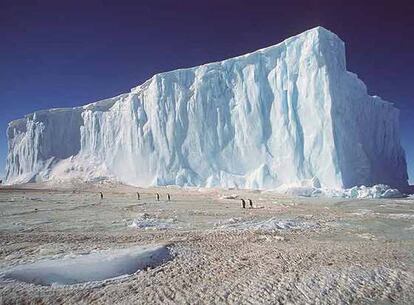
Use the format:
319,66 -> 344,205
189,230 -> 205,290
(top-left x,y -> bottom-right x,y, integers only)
0,0 -> 413,184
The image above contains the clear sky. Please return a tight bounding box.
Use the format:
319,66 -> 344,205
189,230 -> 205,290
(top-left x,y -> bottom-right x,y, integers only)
0,0 -> 413,183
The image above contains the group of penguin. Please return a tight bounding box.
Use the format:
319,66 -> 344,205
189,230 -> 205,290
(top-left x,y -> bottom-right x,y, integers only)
241,198 -> 253,209
100,191 -> 252,208
99,191 -> 171,201
152,192 -> 171,201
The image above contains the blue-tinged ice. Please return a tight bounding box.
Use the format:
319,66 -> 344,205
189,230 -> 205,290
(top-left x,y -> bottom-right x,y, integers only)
5,27 -> 408,190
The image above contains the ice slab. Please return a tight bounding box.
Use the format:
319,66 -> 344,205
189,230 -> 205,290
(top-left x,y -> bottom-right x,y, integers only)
1,244 -> 171,286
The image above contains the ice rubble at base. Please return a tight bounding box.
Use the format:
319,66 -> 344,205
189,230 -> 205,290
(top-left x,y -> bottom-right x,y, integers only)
344,185 -> 403,199
1,244 -> 171,286
5,27 -> 408,191
275,183 -> 404,199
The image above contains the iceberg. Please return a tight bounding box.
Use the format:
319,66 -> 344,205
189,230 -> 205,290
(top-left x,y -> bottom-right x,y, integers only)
5,27 -> 408,190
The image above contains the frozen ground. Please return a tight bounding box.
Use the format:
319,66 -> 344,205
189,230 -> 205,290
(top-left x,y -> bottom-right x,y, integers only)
0,183 -> 414,304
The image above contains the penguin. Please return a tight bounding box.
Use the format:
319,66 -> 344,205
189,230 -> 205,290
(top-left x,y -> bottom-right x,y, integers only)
167,193 -> 171,201
137,192 -> 140,200
241,199 -> 246,209
248,199 -> 253,208
100,192 -> 104,200
156,193 -> 160,201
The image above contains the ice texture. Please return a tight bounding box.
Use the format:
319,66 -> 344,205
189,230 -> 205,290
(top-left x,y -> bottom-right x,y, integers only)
5,27 -> 408,189
129,213 -> 177,230
1,244 -> 171,286
276,184 -> 405,198
217,218 -> 318,232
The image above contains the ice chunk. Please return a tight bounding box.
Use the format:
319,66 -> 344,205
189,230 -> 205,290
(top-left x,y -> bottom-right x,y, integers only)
343,184 -> 404,199
381,188 -> 403,198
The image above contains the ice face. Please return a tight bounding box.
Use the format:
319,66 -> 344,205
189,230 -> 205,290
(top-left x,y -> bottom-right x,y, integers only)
4,27 -> 408,189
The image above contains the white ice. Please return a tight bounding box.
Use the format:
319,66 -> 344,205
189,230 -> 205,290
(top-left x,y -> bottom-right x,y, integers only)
273,184 -> 404,198
129,213 -> 177,230
1,244 -> 171,286
5,27 -> 408,191
217,217 -> 318,232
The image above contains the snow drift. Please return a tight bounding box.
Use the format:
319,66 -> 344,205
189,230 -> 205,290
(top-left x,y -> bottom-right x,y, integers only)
5,27 -> 408,189
1,244 -> 171,286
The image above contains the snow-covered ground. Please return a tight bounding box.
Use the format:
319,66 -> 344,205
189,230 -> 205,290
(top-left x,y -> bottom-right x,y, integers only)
0,183 -> 414,304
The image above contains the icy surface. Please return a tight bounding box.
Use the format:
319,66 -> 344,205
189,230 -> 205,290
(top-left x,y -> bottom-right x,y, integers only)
5,27 -> 408,189
129,213 -> 177,230
343,184 -> 403,199
216,217 -> 318,232
1,244 -> 171,286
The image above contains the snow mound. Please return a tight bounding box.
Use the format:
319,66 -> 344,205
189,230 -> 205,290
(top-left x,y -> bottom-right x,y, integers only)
129,213 -> 177,230
1,244 -> 171,286
217,217 -> 318,232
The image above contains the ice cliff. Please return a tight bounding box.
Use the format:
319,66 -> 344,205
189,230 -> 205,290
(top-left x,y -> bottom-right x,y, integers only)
5,27 -> 408,189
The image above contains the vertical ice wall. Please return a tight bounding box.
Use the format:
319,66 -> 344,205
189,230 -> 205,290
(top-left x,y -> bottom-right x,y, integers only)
4,27 -> 409,189
6,109 -> 83,183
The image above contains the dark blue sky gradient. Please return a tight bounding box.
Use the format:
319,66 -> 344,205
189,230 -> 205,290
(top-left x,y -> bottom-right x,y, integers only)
0,0 -> 413,183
